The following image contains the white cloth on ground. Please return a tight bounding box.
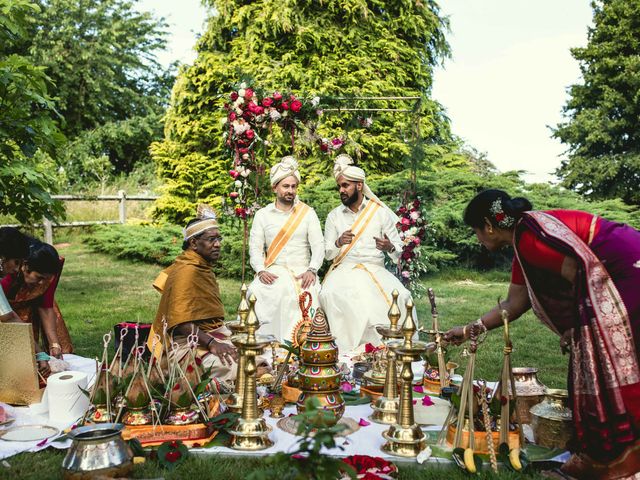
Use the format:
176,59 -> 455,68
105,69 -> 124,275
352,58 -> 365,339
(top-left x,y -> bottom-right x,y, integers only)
321,198 -> 413,353
248,202 -> 324,342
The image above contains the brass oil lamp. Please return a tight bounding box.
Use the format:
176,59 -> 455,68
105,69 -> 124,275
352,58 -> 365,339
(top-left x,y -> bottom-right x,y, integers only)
381,300 -> 434,457
228,295 -> 276,450
370,289 -> 403,424
226,283 -> 250,413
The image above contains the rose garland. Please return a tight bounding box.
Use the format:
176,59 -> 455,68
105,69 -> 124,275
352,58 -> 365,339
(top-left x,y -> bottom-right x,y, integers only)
223,82 -> 321,219
396,198 -> 428,296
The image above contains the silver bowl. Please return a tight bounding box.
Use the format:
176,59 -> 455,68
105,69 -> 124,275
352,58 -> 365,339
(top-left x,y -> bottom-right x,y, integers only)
62,423 -> 133,479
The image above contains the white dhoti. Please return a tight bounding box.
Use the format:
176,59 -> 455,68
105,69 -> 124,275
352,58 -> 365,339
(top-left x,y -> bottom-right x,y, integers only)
248,264 -> 321,343
320,262 -> 413,354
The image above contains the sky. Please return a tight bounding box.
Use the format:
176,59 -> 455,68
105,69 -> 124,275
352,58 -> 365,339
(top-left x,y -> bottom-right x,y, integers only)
138,0 -> 594,183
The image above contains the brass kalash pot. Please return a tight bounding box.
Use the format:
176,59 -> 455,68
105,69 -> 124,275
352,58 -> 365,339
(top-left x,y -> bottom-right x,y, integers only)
296,309 -> 345,424
530,388 -> 574,449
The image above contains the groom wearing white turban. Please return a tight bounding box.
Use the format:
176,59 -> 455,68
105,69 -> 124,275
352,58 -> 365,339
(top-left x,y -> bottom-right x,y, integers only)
320,154 -> 413,353
248,156 -> 324,342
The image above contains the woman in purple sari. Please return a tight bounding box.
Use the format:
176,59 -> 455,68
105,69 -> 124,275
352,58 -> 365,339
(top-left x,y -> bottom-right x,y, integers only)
445,189 -> 640,479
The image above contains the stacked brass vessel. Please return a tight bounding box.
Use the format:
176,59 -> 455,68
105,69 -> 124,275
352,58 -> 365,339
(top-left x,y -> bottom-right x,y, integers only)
370,290 -> 403,424
296,309 -> 345,425
228,295 -> 277,450
381,300 -> 433,457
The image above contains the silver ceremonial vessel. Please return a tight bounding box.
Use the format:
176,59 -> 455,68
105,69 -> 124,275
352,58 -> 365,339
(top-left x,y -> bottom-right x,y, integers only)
62,423 -> 133,479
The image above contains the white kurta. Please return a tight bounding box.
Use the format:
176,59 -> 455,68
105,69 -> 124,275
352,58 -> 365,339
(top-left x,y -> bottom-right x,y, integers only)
248,202 -> 324,342
320,198 -> 413,353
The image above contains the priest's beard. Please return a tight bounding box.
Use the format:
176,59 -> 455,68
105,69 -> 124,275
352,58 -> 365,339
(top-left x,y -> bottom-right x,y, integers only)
340,189 -> 359,207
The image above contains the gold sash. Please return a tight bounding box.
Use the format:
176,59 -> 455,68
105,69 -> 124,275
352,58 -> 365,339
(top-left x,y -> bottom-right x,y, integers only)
331,199 -> 381,268
264,202 -> 310,268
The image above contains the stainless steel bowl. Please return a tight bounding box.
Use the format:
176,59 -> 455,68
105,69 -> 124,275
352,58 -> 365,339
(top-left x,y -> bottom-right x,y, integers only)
62,423 -> 133,479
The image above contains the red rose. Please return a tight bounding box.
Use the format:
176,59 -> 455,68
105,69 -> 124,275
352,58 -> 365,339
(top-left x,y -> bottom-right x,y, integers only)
229,170 -> 239,179
401,251 -> 413,261
195,357 -> 202,366
244,88 -> 254,99
290,99 -> 303,112
242,111 -> 252,120
413,199 -> 421,208
228,112 -> 236,121
230,92 -> 238,101
169,441 -> 179,449
245,129 -> 255,140
262,98 -> 273,108
495,212 -> 505,222
255,106 -> 264,115
280,101 -> 289,110
272,91 -> 282,101
186,364 -> 194,373
173,383 -> 181,391
501,395 -> 508,405
235,207 -> 247,219
400,224 -> 409,232
398,206 -> 407,214
238,147 -> 249,154
165,450 -> 182,463
320,142 -> 329,152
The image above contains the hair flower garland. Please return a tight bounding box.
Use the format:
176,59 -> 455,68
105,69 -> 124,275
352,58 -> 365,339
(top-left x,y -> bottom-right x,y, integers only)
489,198 -> 515,228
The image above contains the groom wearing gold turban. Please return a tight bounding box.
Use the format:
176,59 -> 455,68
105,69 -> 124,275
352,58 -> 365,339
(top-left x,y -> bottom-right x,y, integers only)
247,156 -> 324,342
148,207 -> 238,382
321,154 -> 414,353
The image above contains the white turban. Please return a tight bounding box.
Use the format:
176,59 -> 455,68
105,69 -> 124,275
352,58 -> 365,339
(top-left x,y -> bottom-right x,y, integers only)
333,154 -> 398,221
183,204 -> 218,241
270,156 -> 301,187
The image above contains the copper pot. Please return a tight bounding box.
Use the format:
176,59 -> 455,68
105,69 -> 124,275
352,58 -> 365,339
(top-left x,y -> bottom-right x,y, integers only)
530,388 -> 573,449
509,367 -> 546,424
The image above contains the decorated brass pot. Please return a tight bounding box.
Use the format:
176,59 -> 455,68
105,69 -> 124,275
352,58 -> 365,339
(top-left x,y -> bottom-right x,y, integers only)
298,364 -> 341,392
300,340 -> 339,365
296,390 -> 345,424
509,367 -> 546,424
530,388 -> 573,449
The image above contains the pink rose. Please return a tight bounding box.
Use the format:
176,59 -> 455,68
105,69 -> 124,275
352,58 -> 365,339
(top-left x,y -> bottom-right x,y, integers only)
272,91 -> 282,101
414,237 -> 421,245
331,137 -> 343,147
229,192 -> 239,199
422,396 -> 435,406
280,101 -> 289,110
229,112 -> 237,121
229,170 -> 239,179
401,217 -> 411,225
245,129 -> 255,140
254,106 -> 264,116
244,88 -> 254,99
262,97 -> 273,108
290,99 -> 302,112
401,270 -> 410,278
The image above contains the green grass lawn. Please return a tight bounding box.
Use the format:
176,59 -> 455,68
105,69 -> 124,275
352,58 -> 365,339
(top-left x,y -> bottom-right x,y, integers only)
4,242 -> 565,479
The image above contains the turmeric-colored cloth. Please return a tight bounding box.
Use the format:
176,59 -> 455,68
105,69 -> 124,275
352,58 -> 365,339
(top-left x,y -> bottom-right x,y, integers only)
149,249 -> 236,383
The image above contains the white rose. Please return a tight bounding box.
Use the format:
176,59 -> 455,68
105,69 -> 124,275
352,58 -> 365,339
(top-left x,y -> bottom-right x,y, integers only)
410,211 -> 420,220
311,96 -> 320,107
269,109 -> 281,121
407,227 -> 417,236
241,169 -> 251,178
239,82 -> 247,89
235,180 -> 243,188
242,153 -> 249,160
238,88 -> 246,98
282,110 -> 288,118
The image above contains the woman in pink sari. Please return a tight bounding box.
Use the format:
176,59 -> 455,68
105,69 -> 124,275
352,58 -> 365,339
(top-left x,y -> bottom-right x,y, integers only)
445,189 -> 640,479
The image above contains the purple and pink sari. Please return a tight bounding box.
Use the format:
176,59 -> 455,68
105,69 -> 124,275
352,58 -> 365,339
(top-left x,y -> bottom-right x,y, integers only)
514,211 -> 640,466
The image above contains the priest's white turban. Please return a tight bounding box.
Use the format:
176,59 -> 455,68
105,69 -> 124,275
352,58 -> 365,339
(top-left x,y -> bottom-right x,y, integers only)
270,156 -> 301,187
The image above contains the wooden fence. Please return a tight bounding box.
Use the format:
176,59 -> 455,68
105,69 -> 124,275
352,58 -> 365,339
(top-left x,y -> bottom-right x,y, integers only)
2,190 -> 158,244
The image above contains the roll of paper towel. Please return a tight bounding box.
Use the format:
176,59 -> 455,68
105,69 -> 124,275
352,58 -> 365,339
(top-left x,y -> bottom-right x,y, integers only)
46,371 -> 90,424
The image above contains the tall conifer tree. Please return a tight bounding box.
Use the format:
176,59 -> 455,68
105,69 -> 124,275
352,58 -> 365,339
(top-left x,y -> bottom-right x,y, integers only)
153,0 -> 453,222
554,0 -> 640,205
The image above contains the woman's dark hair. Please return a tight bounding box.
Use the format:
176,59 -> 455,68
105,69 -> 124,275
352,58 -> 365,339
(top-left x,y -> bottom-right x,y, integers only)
0,227 -> 29,260
463,189 -> 533,229
25,238 -> 60,275
182,218 -> 204,250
